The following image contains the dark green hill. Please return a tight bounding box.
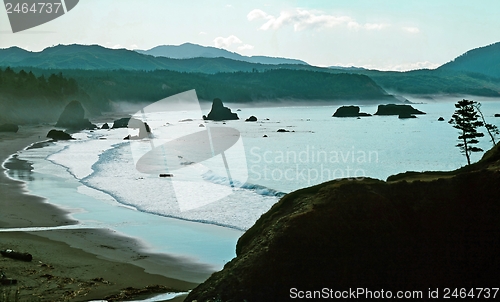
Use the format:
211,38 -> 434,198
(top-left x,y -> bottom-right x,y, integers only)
438,42 -> 500,78
0,44 -> 309,73
1,66 -> 396,124
33,68 -> 395,105
3,43 -> 500,99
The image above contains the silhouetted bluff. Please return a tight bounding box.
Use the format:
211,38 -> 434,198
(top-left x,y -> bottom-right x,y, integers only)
186,143 -> 500,302
203,98 -> 239,121
375,104 -> 425,116
332,105 -> 371,117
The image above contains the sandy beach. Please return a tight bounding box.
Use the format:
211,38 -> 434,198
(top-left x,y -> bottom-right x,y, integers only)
0,126 -> 207,301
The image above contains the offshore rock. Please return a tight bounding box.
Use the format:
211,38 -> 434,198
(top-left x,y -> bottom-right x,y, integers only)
55,100 -> 97,130
203,98 -> 238,121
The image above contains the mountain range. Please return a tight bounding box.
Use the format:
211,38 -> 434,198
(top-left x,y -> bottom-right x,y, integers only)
1,42 -> 500,79
0,44 -> 311,73
135,42 -> 308,65
1,42 -> 500,98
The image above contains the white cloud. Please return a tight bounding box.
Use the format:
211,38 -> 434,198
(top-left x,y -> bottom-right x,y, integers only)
247,9 -> 270,21
364,23 -> 390,30
199,31 -> 207,35
402,27 -> 420,34
247,8 -> 390,31
238,44 -> 254,51
373,61 -> 440,71
213,35 -> 243,48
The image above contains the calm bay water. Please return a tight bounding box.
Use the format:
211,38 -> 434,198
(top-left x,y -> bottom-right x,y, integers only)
5,97 -> 500,271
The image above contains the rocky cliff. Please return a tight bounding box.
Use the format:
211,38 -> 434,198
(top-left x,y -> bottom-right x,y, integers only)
186,143 -> 500,302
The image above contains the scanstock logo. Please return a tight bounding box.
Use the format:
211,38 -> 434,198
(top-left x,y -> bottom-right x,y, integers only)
4,0 -> 79,33
127,90 -> 248,212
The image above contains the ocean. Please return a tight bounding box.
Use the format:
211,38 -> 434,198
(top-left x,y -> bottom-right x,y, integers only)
4,95 -> 500,274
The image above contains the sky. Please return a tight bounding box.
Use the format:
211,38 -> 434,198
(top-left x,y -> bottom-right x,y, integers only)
1,0 -> 499,71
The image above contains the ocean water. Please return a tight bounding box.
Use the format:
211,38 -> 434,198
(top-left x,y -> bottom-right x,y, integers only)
5,97 -> 500,272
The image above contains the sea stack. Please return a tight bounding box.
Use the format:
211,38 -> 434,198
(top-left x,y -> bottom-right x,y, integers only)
374,104 -> 426,116
332,106 -> 371,117
55,100 -> 97,130
203,98 -> 239,121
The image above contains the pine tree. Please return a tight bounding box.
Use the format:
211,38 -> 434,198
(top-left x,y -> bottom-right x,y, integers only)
449,99 -> 485,165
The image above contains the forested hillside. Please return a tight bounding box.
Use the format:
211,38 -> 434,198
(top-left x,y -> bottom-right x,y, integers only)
0,68 -> 90,124
438,42 -> 500,78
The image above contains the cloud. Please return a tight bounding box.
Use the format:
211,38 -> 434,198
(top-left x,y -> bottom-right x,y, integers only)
213,35 -> 254,51
247,8 -> 389,31
199,31 -> 207,35
402,26 -> 420,33
213,35 -> 243,48
247,9 -> 270,21
373,61 -> 439,71
364,23 -> 390,30
238,44 -> 254,51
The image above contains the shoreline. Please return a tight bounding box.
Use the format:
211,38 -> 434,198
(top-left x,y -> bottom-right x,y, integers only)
0,126 -> 75,229
0,126 -> 209,301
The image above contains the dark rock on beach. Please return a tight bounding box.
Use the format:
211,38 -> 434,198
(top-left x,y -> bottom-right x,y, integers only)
332,105 -> 371,117
101,123 -> 110,129
46,129 -> 73,140
0,123 -> 19,133
374,104 -> 426,116
277,129 -> 290,132
112,117 -> 143,129
1,249 -> 32,262
438,117 -> 445,121
245,116 -> 258,122
186,142 -> 500,302
495,114 -> 500,117
55,100 -> 97,130
203,98 -> 239,121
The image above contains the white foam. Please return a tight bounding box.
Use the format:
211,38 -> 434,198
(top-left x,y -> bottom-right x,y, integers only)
47,128 -> 129,179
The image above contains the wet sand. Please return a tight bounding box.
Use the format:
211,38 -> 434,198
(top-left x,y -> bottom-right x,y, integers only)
0,126 -> 208,301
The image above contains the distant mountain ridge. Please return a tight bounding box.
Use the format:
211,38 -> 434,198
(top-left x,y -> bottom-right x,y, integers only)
0,44 -> 311,73
438,42 -> 500,78
1,42 -> 500,97
135,42 -> 308,65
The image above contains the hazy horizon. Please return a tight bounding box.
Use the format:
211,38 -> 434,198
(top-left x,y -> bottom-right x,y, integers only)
1,0 -> 500,71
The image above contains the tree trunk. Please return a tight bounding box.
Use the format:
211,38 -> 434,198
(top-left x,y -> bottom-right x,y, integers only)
463,130 -> 471,165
